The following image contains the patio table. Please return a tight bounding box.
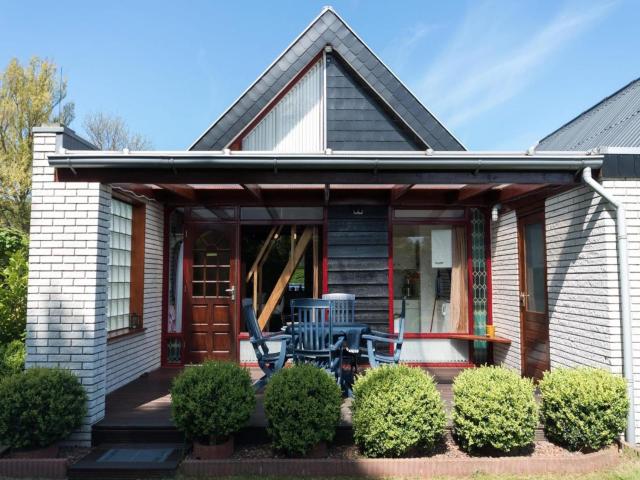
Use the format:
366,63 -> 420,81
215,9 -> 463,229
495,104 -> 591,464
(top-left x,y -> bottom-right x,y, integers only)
283,322 -> 371,353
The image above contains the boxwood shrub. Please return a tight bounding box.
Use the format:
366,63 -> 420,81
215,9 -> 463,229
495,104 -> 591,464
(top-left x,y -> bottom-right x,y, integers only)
352,364 -> 446,457
452,366 -> 538,453
264,364 -> 342,456
539,367 -> 628,451
171,361 -> 255,444
0,367 -> 87,449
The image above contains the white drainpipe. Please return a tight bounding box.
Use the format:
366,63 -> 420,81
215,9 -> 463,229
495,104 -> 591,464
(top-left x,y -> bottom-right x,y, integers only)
582,167 -> 636,444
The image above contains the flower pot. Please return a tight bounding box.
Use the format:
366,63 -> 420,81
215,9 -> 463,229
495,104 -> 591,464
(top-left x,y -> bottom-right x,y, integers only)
11,444 -> 59,459
193,437 -> 234,459
306,441 -> 328,458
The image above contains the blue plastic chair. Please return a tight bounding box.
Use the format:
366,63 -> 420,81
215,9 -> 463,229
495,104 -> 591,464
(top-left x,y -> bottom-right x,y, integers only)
243,304 -> 292,390
290,298 -> 344,384
362,299 -> 406,368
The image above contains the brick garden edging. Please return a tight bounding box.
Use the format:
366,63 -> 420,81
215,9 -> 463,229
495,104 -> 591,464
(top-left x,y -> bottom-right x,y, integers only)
0,458 -> 68,479
181,445 -> 619,478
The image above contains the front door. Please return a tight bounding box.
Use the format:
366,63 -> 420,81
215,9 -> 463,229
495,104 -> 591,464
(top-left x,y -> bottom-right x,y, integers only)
518,210 -> 550,380
184,223 -> 236,363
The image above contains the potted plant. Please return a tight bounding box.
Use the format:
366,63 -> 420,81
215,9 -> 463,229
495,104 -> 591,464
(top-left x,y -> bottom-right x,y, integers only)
0,367 -> 87,458
263,364 -> 342,457
171,361 -> 255,459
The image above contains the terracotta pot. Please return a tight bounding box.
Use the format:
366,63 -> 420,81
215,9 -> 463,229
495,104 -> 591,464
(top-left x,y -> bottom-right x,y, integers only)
306,441 -> 328,458
11,444 -> 59,459
193,437 -> 234,459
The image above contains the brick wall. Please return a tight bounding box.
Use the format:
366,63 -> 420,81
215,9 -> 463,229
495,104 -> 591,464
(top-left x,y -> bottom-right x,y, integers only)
490,210 -> 521,370
105,201 -> 164,393
27,127 -> 109,445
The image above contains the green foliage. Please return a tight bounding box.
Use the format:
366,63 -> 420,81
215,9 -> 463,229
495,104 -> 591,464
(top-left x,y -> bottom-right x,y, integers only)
264,364 -> 342,456
0,339 -> 25,378
0,249 -> 28,344
0,57 -> 74,232
452,366 -> 538,453
539,367 -> 628,451
170,361 -> 255,444
0,228 -> 27,272
0,367 -> 86,449
352,364 -> 446,457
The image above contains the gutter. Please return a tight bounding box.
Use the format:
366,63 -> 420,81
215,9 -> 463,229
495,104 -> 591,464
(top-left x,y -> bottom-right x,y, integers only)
582,167 -> 636,444
47,152 -> 603,172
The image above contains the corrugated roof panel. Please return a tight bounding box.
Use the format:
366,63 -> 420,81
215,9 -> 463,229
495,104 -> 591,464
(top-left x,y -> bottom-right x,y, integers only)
538,78 -> 640,150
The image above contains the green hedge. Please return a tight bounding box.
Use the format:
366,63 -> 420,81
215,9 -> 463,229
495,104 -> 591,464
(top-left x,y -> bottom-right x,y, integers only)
264,364 -> 342,456
539,368 -> 628,451
171,361 -> 255,444
352,364 -> 446,457
452,366 -> 538,453
0,368 -> 87,449
0,339 -> 25,378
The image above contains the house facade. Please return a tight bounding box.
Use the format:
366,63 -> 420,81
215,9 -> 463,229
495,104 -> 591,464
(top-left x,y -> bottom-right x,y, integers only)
25,7 -> 640,445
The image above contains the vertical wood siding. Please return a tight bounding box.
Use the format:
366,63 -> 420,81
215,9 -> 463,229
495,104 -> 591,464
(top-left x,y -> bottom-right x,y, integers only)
105,201 -> 164,393
242,60 -> 324,152
491,210 -> 522,371
327,206 -> 389,331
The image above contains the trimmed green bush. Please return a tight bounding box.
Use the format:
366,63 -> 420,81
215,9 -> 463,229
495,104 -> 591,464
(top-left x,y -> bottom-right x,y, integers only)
171,361 -> 255,444
264,364 -> 342,456
539,367 -> 628,451
0,339 -> 25,378
0,367 -> 87,449
452,366 -> 538,453
352,364 -> 446,457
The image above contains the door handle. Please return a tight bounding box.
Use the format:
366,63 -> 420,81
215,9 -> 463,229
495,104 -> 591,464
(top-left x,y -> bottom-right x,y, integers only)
225,286 -> 236,301
519,292 -> 529,308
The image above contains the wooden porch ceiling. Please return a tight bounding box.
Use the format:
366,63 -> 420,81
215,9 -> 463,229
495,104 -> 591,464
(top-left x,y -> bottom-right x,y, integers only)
112,182 -> 567,210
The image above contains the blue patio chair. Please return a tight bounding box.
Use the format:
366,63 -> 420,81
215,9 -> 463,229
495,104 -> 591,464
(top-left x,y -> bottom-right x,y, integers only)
362,299 -> 406,368
290,298 -> 344,384
243,304 -> 292,390
322,293 -> 355,324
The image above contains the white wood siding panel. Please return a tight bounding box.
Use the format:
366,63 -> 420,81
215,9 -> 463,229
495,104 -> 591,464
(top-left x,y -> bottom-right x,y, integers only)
491,210 -> 522,371
106,201 -> 164,393
242,60 -> 323,152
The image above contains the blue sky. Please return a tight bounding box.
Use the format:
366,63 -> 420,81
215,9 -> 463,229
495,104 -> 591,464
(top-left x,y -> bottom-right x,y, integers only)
1,0 -> 638,150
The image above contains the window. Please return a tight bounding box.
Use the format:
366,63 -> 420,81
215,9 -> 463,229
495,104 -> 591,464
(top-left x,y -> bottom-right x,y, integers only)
393,224 -> 469,334
107,197 -> 144,336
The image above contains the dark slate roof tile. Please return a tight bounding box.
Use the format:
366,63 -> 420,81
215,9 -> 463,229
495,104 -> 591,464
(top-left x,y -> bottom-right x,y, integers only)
191,8 -> 463,151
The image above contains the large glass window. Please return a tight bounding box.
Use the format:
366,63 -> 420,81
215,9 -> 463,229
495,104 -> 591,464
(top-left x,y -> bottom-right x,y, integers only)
107,199 -> 133,332
393,224 -> 469,334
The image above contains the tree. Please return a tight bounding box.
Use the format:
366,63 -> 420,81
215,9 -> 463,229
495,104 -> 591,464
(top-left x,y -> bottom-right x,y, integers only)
0,57 -> 74,233
82,112 -> 152,150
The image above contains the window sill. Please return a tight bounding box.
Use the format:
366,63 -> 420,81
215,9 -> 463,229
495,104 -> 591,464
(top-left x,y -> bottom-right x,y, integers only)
107,327 -> 146,343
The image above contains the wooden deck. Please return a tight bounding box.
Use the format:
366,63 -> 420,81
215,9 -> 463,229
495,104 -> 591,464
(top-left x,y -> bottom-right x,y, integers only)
96,367 -> 460,430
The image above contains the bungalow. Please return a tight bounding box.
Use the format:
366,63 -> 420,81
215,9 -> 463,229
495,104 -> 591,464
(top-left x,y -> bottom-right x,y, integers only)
25,7 -> 640,445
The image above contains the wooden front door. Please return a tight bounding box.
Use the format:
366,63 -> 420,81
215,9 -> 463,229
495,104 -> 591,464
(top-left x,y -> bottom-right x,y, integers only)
184,223 -> 236,363
518,210 -> 550,380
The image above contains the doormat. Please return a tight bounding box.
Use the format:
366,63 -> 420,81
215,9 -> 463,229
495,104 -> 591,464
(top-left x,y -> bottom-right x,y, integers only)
97,447 -> 174,463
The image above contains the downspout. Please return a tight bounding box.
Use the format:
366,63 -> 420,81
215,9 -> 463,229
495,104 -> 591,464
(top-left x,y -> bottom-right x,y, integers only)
582,167 -> 636,444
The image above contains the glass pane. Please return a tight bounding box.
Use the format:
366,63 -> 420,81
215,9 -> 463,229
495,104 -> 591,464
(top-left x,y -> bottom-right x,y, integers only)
205,282 -> 217,297
393,225 -> 467,334
241,206 -> 323,220
394,209 -> 465,219
192,282 -> 203,297
194,251 -> 205,266
191,207 -> 235,221
524,222 -> 546,313
193,267 -> 204,281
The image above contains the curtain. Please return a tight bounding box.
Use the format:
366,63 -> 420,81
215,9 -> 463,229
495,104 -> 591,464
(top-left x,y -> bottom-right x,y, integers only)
449,226 -> 469,332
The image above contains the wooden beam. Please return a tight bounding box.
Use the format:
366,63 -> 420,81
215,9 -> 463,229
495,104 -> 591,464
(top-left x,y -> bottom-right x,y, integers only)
456,184 -> 494,202
246,226 -> 281,283
258,227 -> 313,329
391,184 -> 414,201
313,226 -> 319,298
324,184 -> 330,206
156,184 -> 198,201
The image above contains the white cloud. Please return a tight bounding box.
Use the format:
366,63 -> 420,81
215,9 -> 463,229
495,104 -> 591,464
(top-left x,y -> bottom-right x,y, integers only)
381,23 -> 435,72
416,0 -> 616,128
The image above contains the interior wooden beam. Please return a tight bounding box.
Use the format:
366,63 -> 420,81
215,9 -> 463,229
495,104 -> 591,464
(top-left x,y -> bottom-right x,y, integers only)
241,184 -> 263,201
391,184 -> 414,201
312,226 -> 319,298
246,226 -> 279,283
324,184 -> 330,206
497,184 -> 546,202
456,184 -> 495,202
258,227 -> 313,329
156,184 -> 198,201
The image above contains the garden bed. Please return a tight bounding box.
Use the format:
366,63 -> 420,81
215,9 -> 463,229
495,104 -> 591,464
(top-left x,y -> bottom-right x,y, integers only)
181,442 -> 621,478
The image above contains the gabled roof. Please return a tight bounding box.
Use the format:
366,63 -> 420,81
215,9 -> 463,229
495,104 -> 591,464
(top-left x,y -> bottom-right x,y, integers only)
189,6 -> 464,151
538,77 -> 640,151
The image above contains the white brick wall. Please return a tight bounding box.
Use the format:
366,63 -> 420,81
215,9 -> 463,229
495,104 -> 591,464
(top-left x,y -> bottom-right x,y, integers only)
599,179 -> 640,443
491,210 -> 521,370
105,201 -> 164,393
27,128 -> 110,445
545,186 -> 621,372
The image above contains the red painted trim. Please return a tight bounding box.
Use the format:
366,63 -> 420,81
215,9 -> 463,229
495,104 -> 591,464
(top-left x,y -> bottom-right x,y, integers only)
403,333 -> 484,340
229,51 -> 324,150
466,219 -> 475,364
160,206 -> 171,367
235,209 -> 242,362
387,206 -> 395,353
484,207 -> 494,364
322,206 -> 329,294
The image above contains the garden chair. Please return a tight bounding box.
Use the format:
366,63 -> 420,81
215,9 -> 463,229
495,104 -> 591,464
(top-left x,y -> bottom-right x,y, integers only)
290,298 -> 344,385
243,304 -> 292,390
322,293 -> 355,324
362,298 -> 405,368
